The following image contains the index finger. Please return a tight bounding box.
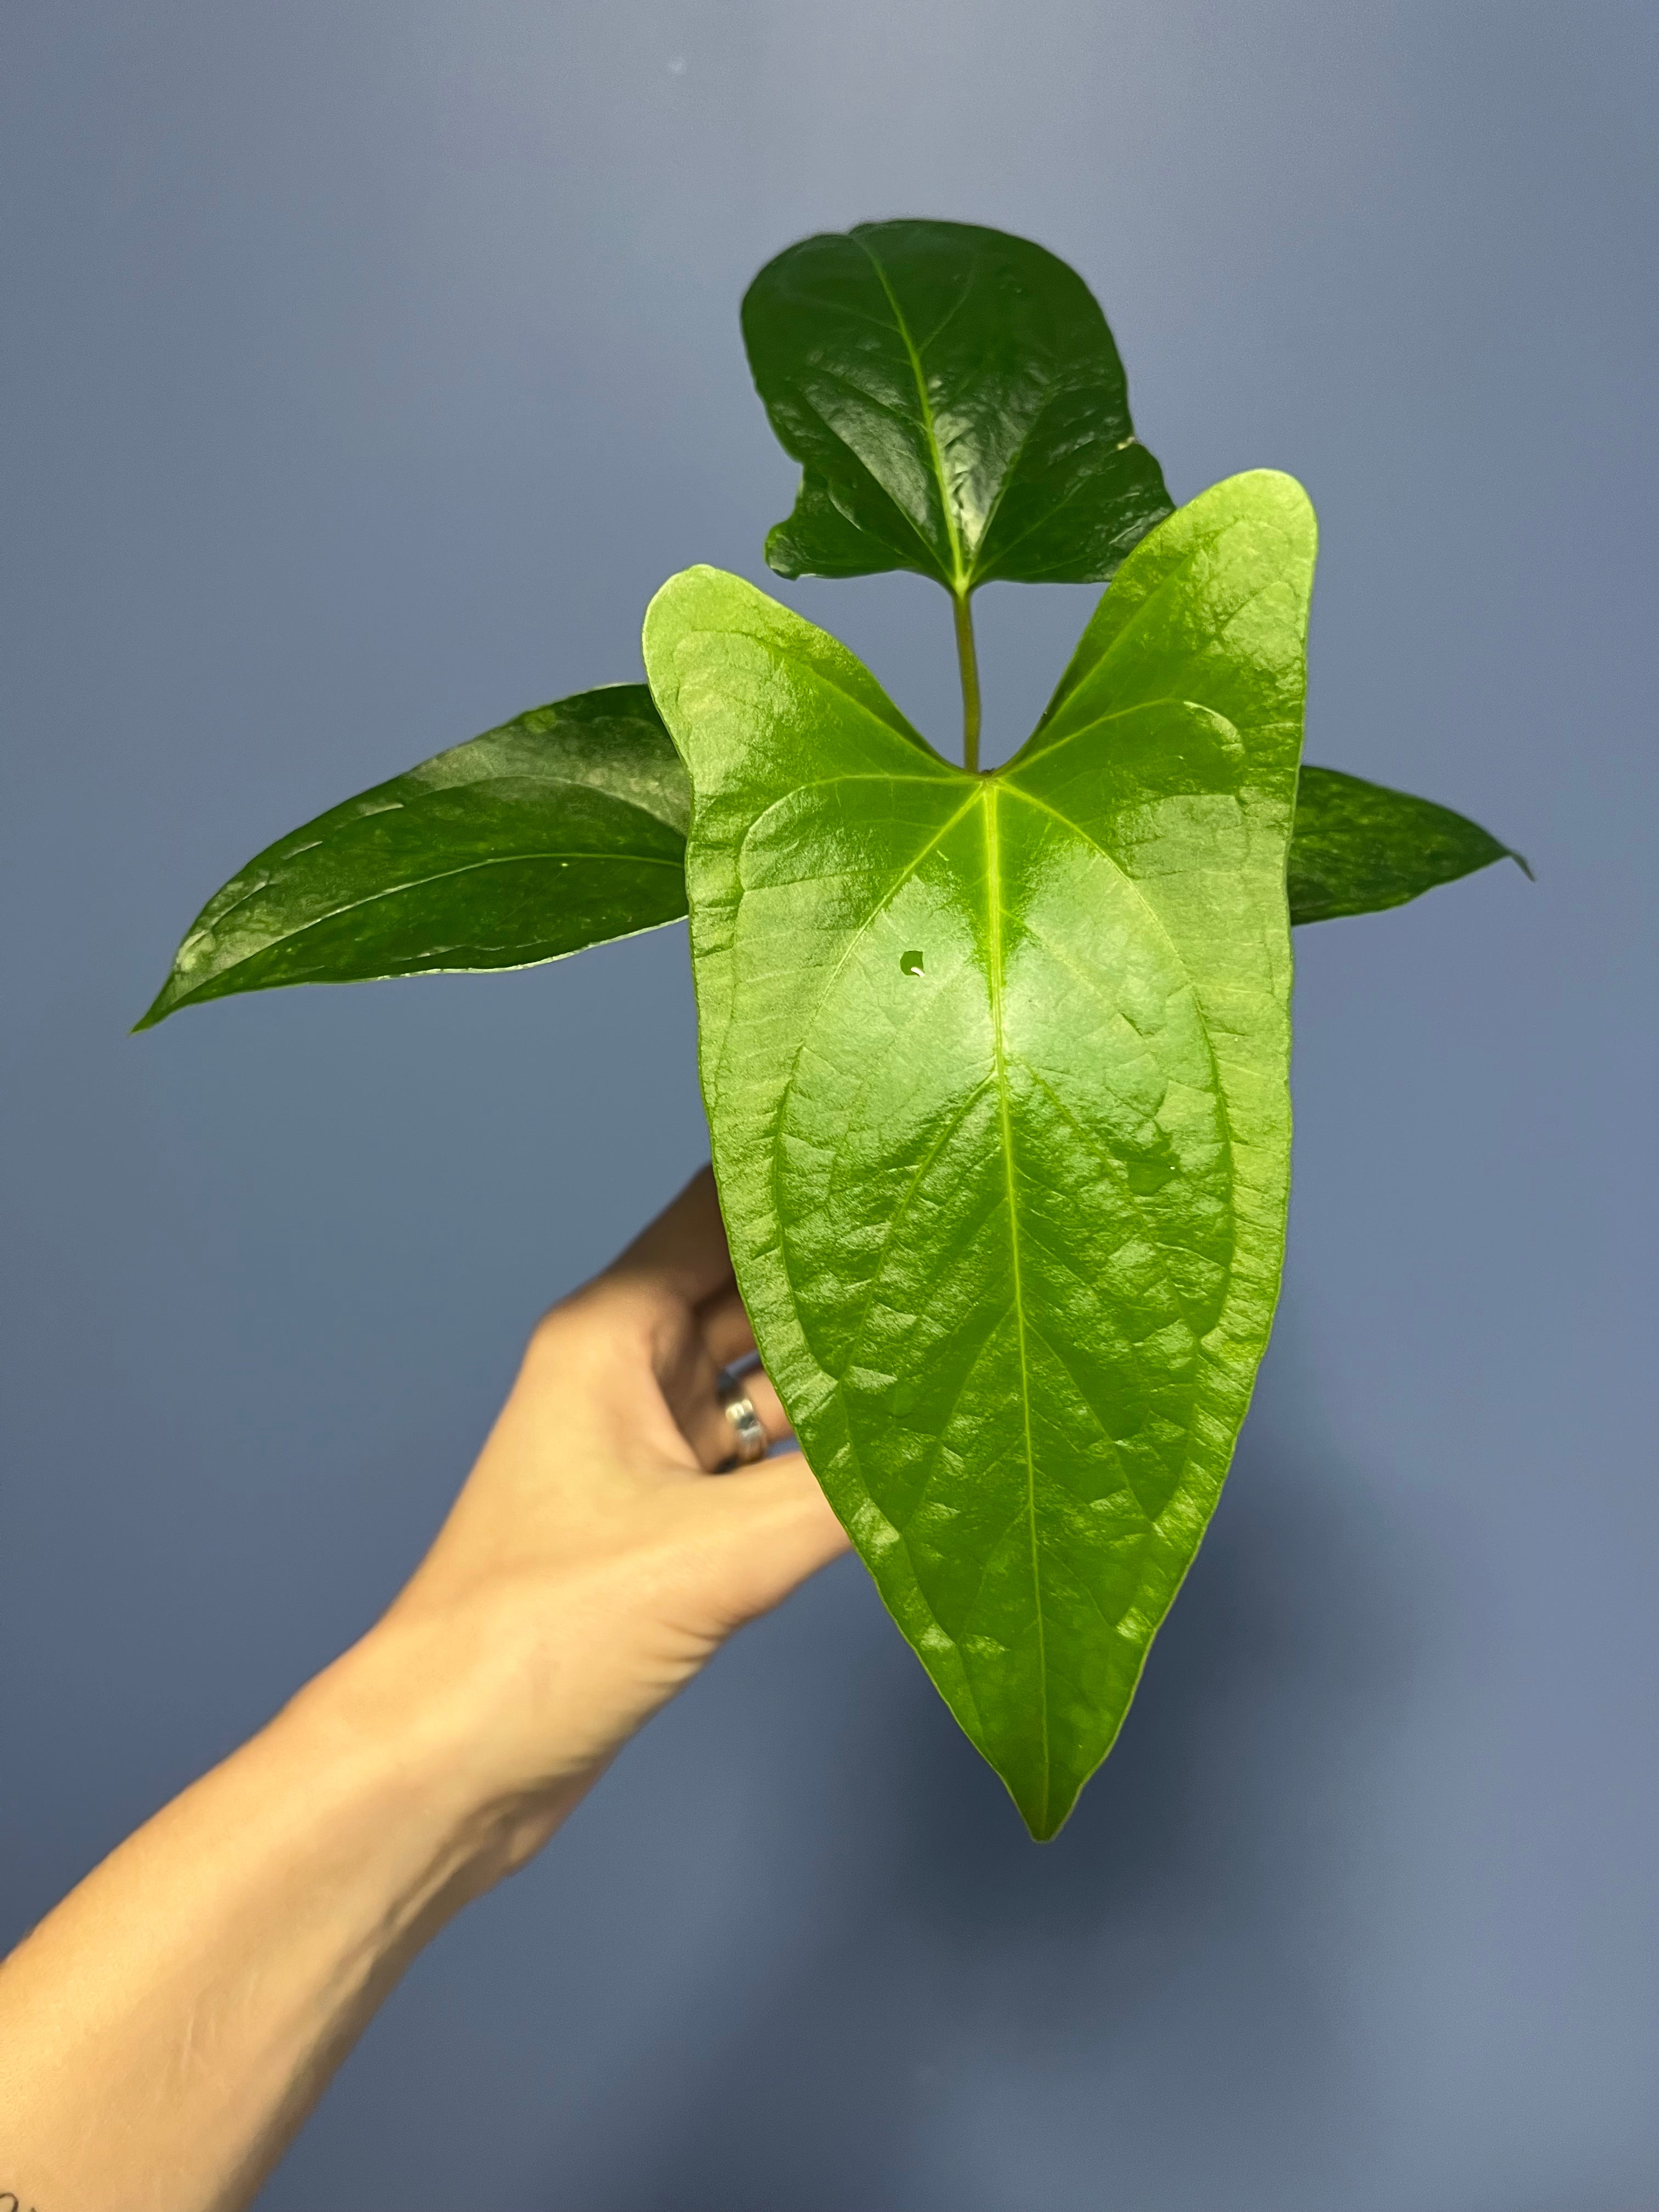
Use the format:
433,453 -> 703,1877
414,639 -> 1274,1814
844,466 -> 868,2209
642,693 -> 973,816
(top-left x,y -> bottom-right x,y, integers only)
606,1164 -> 736,1310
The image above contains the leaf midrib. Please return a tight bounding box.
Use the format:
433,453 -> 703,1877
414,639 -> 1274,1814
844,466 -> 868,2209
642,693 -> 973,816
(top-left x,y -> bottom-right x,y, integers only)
853,232 -> 969,593
199,777 -> 688,937
981,782 -> 1051,1829
185,847 -> 684,975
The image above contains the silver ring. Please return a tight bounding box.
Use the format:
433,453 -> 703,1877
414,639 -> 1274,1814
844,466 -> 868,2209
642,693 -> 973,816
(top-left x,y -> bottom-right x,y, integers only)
720,1385 -> 769,1466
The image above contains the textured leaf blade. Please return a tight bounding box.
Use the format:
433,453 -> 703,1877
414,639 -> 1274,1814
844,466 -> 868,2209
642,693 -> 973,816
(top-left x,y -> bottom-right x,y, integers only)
1289,764 -> 1527,924
136,685 -> 690,1028
743,219 -> 1173,591
645,473 -> 1317,1836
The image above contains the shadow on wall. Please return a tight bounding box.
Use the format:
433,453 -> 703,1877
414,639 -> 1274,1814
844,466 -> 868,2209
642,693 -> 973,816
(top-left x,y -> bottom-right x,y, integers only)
563,1325 -> 1426,2212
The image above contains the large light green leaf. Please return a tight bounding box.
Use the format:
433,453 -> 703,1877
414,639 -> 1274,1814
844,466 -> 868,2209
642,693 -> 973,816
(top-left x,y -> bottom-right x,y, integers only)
743,220 -> 1173,591
136,685 -> 688,1029
1289,764 -> 1528,922
645,471 -> 1316,1836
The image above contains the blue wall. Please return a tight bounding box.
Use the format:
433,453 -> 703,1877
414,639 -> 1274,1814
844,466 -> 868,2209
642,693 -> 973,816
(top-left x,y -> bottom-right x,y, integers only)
3,5 -> 1655,2205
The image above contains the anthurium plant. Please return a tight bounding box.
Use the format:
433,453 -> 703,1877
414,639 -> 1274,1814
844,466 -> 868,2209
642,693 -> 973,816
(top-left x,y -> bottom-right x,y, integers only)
140,222 -> 1524,1837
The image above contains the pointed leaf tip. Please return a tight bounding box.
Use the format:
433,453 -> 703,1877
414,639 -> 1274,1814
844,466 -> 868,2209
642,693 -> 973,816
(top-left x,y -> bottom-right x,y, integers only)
1288,765 -> 1527,926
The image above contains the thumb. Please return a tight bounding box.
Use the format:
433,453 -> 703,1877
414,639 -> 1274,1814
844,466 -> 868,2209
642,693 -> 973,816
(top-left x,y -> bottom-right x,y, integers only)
694,1453 -> 852,1628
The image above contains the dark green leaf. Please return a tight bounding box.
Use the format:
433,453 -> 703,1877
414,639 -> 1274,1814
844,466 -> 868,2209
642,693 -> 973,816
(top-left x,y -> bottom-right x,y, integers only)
743,220 -> 1173,592
645,471 -> 1316,1836
1289,764 -> 1528,924
135,685 -> 689,1029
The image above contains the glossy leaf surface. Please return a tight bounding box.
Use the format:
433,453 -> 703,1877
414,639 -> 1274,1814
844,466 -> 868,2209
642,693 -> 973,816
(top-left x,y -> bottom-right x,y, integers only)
136,686 -> 689,1028
744,220 -> 1173,591
1289,765 -> 1526,922
646,472 -> 1316,1835
134,706 -> 1516,1035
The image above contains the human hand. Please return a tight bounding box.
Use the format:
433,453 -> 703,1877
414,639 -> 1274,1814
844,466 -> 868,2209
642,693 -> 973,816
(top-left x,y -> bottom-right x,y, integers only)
330,1164 -> 851,1880
0,1171 -> 850,2212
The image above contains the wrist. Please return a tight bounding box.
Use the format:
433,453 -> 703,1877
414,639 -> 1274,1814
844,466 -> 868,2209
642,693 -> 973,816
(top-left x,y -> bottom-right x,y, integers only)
285,1607 -> 596,1894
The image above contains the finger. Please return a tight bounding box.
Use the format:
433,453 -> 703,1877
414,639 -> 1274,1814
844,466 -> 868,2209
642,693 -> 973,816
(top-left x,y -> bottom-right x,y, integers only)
608,1164 -> 735,1311
673,1360 -> 792,1474
695,1454 -> 853,1623
733,1367 -> 791,1444
698,1284 -> 755,1368
697,1292 -> 789,1440
660,1334 -> 735,1472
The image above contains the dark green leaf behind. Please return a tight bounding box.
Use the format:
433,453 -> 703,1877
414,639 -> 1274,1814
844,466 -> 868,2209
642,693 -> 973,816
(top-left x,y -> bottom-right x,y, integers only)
134,699 -> 1522,1036
135,686 -> 689,1029
1289,765 -> 1528,923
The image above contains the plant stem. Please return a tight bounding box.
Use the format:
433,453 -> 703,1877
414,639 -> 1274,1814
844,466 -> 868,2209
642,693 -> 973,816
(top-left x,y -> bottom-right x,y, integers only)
952,590 -> 983,773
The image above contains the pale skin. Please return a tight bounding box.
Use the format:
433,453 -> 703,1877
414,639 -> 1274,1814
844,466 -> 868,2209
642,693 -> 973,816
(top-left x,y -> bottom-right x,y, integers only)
0,1169 -> 849,2212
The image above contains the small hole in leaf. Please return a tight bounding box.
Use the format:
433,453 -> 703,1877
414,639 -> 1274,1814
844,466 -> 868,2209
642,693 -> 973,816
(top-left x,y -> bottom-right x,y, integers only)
900,950 -> 924,977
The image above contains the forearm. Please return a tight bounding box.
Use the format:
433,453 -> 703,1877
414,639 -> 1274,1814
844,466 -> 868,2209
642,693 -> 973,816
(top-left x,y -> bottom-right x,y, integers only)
0,1623 -> 562,2212
0,1173 -> 845,2207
